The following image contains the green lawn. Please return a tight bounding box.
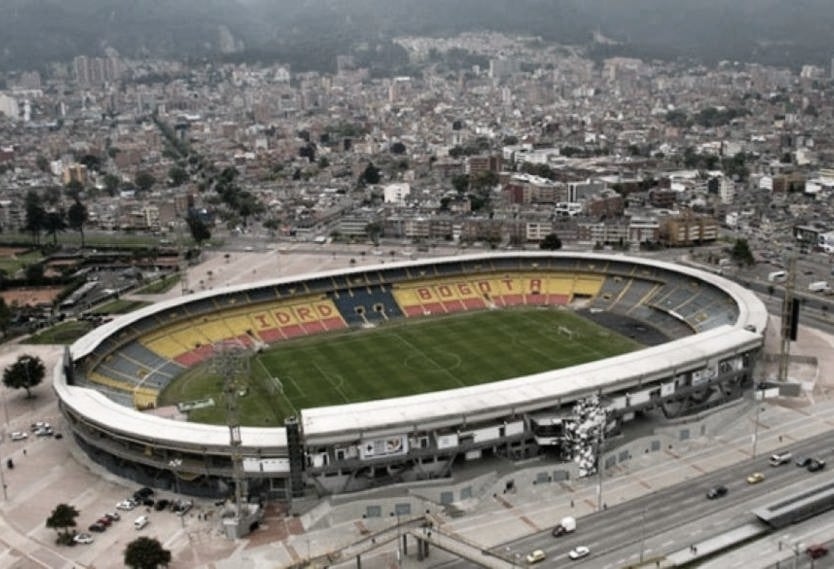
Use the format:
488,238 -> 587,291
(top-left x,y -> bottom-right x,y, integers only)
91,298 -> 151,314
135,274 -> 181,294
0,251 -> 43,276
25,320 -> 95,345
158,309 -> 642,426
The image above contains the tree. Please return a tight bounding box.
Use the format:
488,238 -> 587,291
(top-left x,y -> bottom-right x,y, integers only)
451,174 -> 469,194
64,179 -> 84,201
44,209 -> 67,245
103,173 -> 121,196
235,192 -> 264,227
298,143 -> 316,162
25,263 -> 44,283
539,233 -> 563,251
390,141 -> 407,155
0,297 -> 10,336
470,170 -> 498,192
3,354 -> 45,398
186,213 -> 211,246
46,503 -> 80,538
68,200 -> 89,248
124,536 -> 172,569
167,166 -> 188,187
359,162 -> 380,185
730,238 -> 755,266
36,155 -> 50,173
79,154 -> 101,172
135,171 -> 156,193
23,190 -> 46,246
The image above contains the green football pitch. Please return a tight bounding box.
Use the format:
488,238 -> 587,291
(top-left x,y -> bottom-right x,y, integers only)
157,308 -> 643,426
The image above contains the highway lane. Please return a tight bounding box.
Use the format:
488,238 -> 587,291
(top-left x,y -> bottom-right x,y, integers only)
509,431 -> 834,568
428,428 -> 834,569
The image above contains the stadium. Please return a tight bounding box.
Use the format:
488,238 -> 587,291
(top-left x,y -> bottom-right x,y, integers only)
53,252 -> 768,501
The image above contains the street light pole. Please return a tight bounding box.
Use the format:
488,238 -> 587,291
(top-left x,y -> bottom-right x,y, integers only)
0,436 -> 8,500
396,511 -> 402,568
752,385 -> 762,459
389,510 -> 406,568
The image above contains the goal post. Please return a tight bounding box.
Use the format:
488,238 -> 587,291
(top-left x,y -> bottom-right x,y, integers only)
557,325 -> 576,340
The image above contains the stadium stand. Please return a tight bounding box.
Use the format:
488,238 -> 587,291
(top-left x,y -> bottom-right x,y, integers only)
330,285 -> 404,326
588,275 -> 632,310
248,286 -> 278,303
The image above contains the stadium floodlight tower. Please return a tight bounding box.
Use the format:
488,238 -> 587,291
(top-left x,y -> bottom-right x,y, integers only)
778,256 -> 798,382
177,215 -> 190,296
211,340 -> 261,539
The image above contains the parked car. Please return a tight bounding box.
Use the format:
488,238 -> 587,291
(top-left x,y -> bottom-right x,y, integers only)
104,512 -> 120,522
116,499 -> 137,511
133,487 -> 154,501
746,472 -> 765,484
569,546 -> 591,560
73,533 -> 94,544
133,515 -> 149,530
9,432 -> 27,441
34,427 -> 54,437
96,517 -> 112,527
154,499 -> 170,511
706,485 -> 728,499
807,544 -> 829,559
88,523 -> 106,533
174,499 -> 193,516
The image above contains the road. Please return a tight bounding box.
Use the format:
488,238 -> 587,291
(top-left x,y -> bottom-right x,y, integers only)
426,421 -> 834,569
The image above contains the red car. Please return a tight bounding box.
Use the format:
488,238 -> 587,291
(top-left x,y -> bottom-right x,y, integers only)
807,545 -> 828,559
96,517 -> 112,527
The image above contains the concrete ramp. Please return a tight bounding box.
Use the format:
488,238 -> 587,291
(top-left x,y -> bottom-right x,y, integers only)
409,528 -> 517,569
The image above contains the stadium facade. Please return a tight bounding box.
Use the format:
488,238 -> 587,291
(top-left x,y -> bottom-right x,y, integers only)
54,252 -> 768,500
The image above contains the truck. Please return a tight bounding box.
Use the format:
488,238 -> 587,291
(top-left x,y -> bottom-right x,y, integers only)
551,516 -> 576,537
808,281 -> 830,293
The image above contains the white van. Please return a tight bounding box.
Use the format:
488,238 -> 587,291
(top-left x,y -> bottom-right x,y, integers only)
133,515 -> 149,529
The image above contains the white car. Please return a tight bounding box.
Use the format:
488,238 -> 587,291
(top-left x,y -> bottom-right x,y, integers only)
73,533 -> 94,544
9,432 -> 27,441
116,499 -> 137,511
569,546 -> 590,560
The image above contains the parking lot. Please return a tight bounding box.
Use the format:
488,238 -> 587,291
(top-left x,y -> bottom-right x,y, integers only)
0,344 -> 237,569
